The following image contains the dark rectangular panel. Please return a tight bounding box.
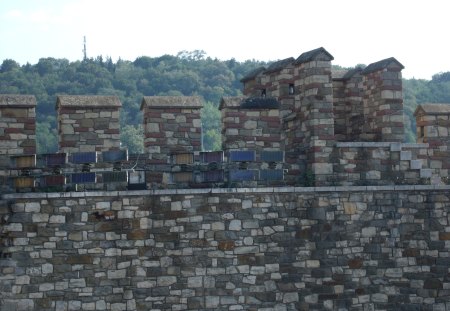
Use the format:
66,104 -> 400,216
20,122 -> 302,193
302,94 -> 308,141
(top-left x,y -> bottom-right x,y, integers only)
229,170 -> 256,181
229,150 -> 255,162
45,153 -> 67,167
260,169 -> 284,181
172,172 -> 193,183
127,183 -> 147,190
43,175 -> 66,186
102,171 -> 128,183
71,152 -> 98,164
102,150 -> 128,162
260,151 -> 284,162
201,170 -> 224,183
70,172 -> 96,184
200,151 -> 224,164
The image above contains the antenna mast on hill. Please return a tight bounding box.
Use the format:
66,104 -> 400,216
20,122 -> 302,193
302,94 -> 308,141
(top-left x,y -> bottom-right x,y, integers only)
83,36 -> 87,61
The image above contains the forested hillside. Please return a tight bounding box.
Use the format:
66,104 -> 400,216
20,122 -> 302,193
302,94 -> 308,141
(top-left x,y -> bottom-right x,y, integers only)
1,51 -> 449,153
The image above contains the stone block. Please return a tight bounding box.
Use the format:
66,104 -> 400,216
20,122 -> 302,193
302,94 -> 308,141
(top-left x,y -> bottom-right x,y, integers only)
157,276 -> 177,286
69,278 -> 86,288
361,227 -> 376,238
312,163 -> 333,175
107,269 -> 126,279
344,202 -> 357,214
229,219 -> 242,231
234,246 -> 259,254
365,171 -> 381,180
410,159 -> 423,170
32,213 -> 49,223
49,215 -> 65,224
400,151 -> 412,160
205,296 -> 219,308
187,276 -> 203,288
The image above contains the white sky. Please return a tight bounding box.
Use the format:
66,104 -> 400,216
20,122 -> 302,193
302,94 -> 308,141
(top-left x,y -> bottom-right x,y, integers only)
0,0 -> 449,79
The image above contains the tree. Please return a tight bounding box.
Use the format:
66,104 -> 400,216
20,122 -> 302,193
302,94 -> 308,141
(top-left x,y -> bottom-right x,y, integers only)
36,122 -> 57,153
0,59 -> 20,72
120,125 -> 144,154
201,101 -> 221,151
7,51 -> 449,153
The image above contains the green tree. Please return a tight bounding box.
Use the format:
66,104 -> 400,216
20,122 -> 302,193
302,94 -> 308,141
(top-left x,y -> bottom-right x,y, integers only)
201,101 -> 221,151
36,121 -> 57,153
120,125 -> 144,154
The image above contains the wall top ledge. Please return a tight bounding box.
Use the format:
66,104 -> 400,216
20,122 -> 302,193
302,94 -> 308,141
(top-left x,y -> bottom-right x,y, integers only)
3,185 -> 450,199
0,94 -> 36,107
336,142 -> 429,149
141,96 -> 203,110
56,95 -> 121,109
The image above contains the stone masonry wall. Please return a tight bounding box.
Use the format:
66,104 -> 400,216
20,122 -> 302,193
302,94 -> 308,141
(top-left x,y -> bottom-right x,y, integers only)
0,95 -> 36,156
344,71 -> 365,141
332,142 -> 440,186
0,95 -> 37,193
293,54 -> 335,186
333,70 -> 364,142
2,185 -> 450,311
361,59 -> 404,142
332,78 -> 347,141
220,98 -> 281,152
261,61 -> 295,119
141,96 -> 203,164
415,104 -> 450,184
56,96 -> 121,153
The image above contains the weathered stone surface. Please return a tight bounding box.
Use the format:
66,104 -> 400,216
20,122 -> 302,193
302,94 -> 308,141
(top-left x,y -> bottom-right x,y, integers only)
218,240 -> 235,251
2,185 -> 450,311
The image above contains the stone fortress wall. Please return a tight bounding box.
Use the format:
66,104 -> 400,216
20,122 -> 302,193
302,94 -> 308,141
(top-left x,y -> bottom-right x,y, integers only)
1,186 -> 450,311
2,47 -> 450,310
1,47 -> 450,190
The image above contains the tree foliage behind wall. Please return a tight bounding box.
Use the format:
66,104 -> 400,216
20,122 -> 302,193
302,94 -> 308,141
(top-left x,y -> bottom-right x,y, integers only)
1,53 -> 450,152
0,52 -> 265,153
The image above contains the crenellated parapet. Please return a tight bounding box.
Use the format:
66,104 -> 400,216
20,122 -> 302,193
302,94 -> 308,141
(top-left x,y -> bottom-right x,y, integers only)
1,48 -> 449,190
360,57 -> 405,142
0,94 -> 36,156
219,96 -> 281,152
140,96 -> 203,163
56,95 -> 121,153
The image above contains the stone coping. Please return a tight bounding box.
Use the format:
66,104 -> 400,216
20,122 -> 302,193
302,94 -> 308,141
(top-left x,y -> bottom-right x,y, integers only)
3,184 -> 450,199
336,142 -> 429,149
219,96 -> 246,110
56,95 -> 121,108
141,96 -> 203,110
0,94 -> 36,107
415,103 -> 450,116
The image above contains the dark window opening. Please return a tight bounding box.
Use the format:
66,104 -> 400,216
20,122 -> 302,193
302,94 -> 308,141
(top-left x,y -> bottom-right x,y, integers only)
419,126 -> 425,138
289,84 -> 295,95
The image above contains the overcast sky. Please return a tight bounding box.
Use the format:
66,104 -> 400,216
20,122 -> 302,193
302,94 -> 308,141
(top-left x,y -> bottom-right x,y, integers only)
0,0 -> 449,79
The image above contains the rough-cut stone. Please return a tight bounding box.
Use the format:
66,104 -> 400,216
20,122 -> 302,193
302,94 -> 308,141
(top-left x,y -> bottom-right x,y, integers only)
2,177 -> 450,311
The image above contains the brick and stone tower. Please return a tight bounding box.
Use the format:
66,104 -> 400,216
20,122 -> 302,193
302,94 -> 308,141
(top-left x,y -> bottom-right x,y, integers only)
332,68 -> 364,141
261,58 -> 296,119
415,103 -> 450,145
414,103 -> 450,180
0,94 -> 36,156
361,58 -> 404,142
0,95 -> 36,192
241,67 -> 266,97
220,97 -> 281,153
56,95 -> 121,153
288,47 -> 335,185
141,96 -> 203,163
